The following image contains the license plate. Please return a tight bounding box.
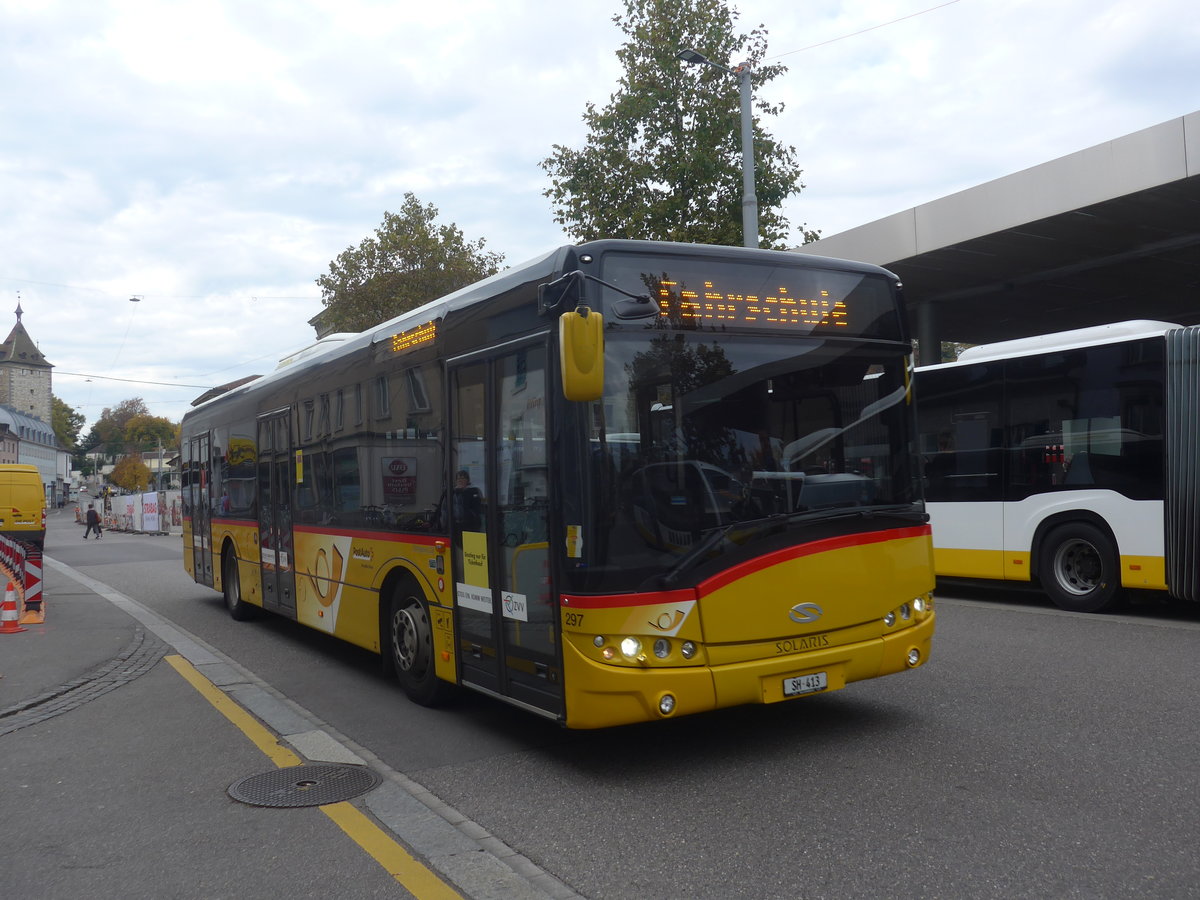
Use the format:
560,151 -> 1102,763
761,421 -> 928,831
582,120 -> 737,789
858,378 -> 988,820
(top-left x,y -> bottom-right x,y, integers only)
783,672 -> 828,697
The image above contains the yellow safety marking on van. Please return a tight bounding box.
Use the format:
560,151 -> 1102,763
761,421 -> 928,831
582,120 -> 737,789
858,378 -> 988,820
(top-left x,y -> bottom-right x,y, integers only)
164,655 -> 463,899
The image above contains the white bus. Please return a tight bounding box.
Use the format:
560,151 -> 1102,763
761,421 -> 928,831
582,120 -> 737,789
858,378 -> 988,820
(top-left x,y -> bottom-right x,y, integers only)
915,320 -> 1200,612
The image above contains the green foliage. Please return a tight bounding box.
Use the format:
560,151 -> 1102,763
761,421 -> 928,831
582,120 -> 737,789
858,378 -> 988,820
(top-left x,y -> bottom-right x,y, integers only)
85,399 -> 178,459
92,398 -> 150,455
316,193 -> 505,333
540,0 -> 817,249
73,452 -> 95,477
125,414 -> 178,450
52,395 -> 85,449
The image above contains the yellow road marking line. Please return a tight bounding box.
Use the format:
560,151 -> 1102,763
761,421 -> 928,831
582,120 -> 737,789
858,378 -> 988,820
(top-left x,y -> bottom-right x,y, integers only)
164,654 -> 463,899
321,801 -> 464,900
165,654 -> 301,768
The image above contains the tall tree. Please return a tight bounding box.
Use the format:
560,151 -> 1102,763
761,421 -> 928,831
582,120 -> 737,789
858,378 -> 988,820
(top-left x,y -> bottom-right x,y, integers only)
541,0 -> 816,249
110,454 -> 151,493
90,398 -> 151,458
124,414 -> 179,451
52,395 -> 85,449
316,193 -> 505,333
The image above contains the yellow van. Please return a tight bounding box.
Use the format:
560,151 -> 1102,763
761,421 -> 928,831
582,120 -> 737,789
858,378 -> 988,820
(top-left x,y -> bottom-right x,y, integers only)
0,464 -> 47,549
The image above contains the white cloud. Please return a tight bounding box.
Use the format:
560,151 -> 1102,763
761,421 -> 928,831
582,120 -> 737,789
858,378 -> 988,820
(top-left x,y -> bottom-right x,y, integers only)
2,0 -> 1197,432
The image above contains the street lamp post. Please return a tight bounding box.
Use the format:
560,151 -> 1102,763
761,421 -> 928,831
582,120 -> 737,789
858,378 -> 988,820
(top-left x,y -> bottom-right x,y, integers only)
677,48 -> 759,249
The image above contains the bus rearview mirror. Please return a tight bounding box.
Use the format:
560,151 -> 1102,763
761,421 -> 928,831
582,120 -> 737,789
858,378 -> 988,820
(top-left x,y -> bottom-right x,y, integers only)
560,307 -> 604,402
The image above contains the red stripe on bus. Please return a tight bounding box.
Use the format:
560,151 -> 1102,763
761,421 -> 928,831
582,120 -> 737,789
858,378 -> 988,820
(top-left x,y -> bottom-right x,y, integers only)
560,588 -> 698,610
292,524 -> 443,546
560,524 -> 931,608
197,519 -> 444,547
698,524 -> 931,596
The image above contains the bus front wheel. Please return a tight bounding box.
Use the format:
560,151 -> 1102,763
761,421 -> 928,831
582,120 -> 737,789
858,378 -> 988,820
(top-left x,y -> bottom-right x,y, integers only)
389,585 -> 451,706
222,549 -> 256,621
1038,523 -> 1122,613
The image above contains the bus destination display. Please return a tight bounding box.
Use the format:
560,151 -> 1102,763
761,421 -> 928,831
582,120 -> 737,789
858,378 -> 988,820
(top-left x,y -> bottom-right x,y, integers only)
599,253 -> 899,338
656,279 -> 848,329
389,321 -> 437,354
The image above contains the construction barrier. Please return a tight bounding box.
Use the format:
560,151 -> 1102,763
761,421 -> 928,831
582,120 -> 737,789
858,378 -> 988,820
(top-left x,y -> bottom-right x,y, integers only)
20,547 -> 43,625
0,534 -> 43,627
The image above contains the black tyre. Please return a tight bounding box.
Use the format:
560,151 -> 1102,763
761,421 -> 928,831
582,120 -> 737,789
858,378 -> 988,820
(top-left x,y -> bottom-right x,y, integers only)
389,583 -> 451,706
1038,522 -> 1123,613
222,549 -> 256,621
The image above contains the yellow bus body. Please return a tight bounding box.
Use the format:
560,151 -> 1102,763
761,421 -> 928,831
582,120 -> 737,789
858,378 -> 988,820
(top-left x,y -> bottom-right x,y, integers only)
559,526 -> 935,729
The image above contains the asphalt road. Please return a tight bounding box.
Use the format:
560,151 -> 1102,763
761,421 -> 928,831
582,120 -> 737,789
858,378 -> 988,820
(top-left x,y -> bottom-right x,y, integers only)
48,512 -> 1200,899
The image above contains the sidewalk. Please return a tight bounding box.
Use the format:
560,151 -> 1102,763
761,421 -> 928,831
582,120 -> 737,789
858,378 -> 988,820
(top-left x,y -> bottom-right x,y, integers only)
0,533 -> 571,900
0,559 -> 148,726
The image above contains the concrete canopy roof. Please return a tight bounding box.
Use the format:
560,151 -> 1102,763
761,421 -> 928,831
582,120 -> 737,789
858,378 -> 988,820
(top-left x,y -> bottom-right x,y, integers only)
795,111 -> 1200,346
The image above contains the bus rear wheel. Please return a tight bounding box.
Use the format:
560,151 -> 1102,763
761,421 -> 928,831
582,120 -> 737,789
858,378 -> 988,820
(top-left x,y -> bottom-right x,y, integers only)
389,584 -> 451,706
222,549 -> 255,621
1038,522 -> 1122,613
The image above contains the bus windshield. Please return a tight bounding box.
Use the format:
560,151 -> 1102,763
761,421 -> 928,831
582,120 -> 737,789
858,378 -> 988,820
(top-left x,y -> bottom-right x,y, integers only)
574,332 -> 920,592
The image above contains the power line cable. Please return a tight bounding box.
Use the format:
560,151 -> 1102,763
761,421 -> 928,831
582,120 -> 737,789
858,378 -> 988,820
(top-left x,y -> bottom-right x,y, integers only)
55,371 -> 214,389
767,0 -> 963,61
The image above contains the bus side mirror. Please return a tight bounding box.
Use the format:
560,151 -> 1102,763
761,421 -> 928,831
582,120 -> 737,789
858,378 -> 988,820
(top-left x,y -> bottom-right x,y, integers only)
560,307 -> 604,402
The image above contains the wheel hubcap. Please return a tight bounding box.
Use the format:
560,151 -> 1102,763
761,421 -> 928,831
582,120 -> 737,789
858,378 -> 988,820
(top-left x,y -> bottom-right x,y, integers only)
393,602 -> 427,674
1054,539 -> 1102,595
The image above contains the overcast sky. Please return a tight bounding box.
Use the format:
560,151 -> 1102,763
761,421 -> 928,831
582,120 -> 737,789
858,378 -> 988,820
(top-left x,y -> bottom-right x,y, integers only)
4,0 -> 1197,435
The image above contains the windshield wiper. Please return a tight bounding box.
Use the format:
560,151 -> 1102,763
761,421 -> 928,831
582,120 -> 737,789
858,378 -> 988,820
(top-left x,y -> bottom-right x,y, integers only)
658,513 -> 787,589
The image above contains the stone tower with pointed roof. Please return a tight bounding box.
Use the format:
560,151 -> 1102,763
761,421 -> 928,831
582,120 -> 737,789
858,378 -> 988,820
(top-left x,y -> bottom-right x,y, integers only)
0,302 -> 53,425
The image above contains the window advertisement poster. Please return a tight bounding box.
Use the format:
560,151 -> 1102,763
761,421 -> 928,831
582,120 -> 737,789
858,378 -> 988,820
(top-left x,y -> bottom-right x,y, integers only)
381,457 -> 417,505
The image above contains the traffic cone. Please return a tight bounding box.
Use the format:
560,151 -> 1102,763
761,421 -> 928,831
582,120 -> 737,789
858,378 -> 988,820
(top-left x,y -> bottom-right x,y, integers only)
1,581 -> 26,634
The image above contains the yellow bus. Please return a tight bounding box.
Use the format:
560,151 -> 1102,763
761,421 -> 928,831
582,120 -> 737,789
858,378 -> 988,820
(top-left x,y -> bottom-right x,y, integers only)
181,240 -> 935,728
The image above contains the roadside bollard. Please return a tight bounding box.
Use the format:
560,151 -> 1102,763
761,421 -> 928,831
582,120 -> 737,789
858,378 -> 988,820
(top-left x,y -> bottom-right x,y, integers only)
0,581 -> 26,634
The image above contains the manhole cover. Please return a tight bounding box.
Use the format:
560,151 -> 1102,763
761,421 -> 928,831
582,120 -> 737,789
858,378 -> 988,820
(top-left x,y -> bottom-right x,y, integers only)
228,764 -> 382,808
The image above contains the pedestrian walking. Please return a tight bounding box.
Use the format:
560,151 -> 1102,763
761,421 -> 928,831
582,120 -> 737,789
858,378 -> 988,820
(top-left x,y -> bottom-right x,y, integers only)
83,503 -> 103,540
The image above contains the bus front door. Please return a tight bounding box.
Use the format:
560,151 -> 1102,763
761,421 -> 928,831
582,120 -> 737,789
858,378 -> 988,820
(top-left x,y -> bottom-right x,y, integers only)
187,433 -> 214,587
257,410 -> 296,616
450,346 -> 562,719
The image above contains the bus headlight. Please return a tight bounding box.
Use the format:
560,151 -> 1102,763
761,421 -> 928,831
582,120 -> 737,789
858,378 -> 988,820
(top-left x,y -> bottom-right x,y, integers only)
658,694 -> 677,716
883,611 -> 896,627
620,637 -> 642,659
680,641 -> 697,659
906,648 -> 922,667
653,638 -> 670,659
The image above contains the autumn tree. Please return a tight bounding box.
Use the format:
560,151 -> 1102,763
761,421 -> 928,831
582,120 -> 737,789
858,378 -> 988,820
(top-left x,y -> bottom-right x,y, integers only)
316,193 -> 505,333
111,455 -> 151,493
52,395 -> 85,449
81,399 -> 178,464
540,0 -> 816,249
89,398 -> 151,458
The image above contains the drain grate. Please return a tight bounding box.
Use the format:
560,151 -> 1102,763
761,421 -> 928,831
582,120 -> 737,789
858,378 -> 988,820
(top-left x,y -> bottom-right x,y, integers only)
228,764 -> 382,808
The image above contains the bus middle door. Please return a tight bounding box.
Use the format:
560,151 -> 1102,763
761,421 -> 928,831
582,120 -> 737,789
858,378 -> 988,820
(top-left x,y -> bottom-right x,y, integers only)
257,410 -> 296,616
